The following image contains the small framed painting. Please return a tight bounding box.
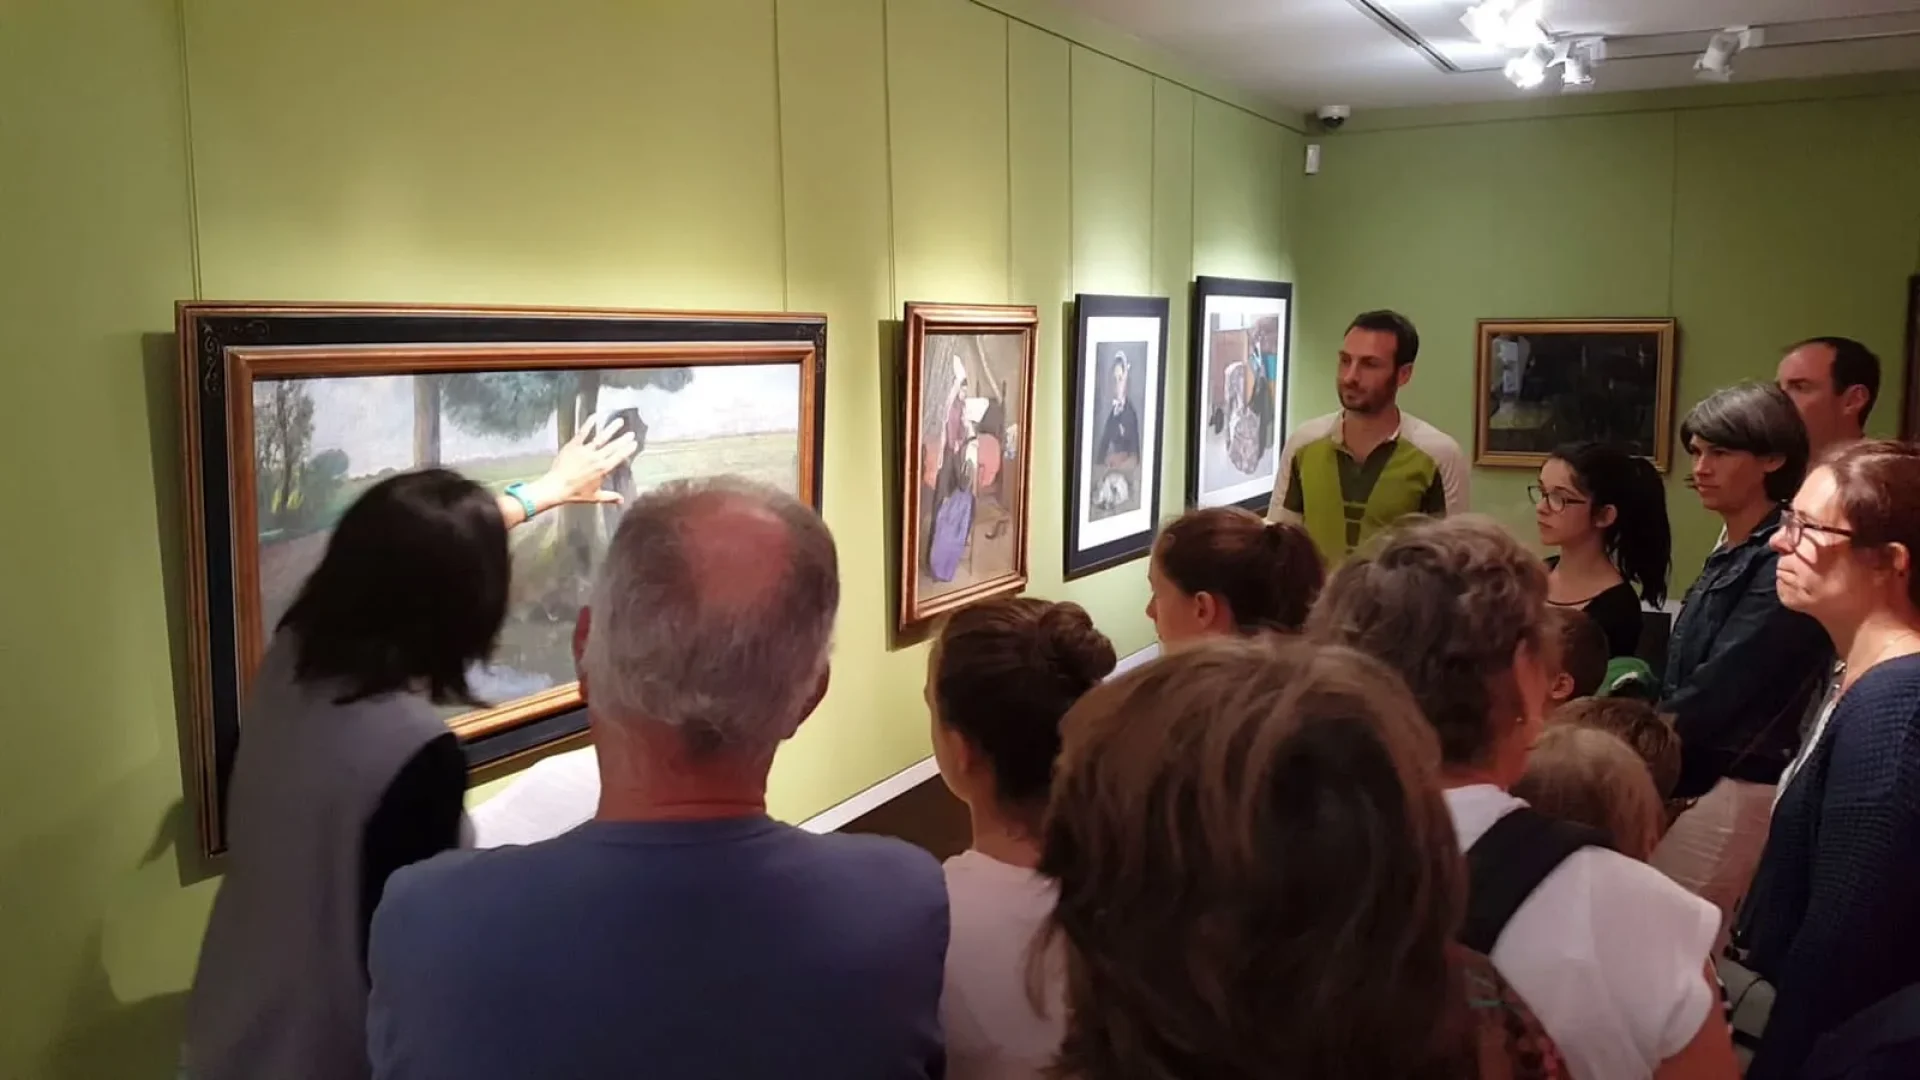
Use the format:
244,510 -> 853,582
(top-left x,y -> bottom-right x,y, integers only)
1188,276 -> 1292,512
1473,318 -> 1678,471
178,302 -> 827,856
1064,294 -> 1169,580
899,302 -> 1039,630
1902,276 -> 1919,440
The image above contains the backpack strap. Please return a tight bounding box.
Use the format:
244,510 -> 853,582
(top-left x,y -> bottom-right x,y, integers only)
1460,808 -> 1612,955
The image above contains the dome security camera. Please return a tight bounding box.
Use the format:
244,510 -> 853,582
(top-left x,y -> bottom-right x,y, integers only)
1316,105 -> 1351,130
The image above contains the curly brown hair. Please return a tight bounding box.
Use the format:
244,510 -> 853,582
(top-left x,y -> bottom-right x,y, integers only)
1307,515 -> 1549,768
1154,507 -> 1324,634
1039,637 -> 1472,1079
1551,697 -> 1682,800
933,598 -> 1116,830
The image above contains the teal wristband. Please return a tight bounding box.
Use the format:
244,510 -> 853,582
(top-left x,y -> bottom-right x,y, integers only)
503,482 -> 539,520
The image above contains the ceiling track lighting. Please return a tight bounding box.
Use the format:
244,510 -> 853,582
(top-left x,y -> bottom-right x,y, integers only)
1696,26 -> 1762,83
1468,2 -> 1606,94
1463,0 -> 1549,51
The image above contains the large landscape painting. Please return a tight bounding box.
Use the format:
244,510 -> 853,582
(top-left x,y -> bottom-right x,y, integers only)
180,303 -> 826,857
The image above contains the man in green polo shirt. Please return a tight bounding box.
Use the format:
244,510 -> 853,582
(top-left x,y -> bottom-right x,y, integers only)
1269,309 -> 1469,565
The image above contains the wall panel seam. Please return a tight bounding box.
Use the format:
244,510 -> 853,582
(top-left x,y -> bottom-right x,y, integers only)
772,0 -> 791,312
175,0 -> 205,299
882,0 -> 900,312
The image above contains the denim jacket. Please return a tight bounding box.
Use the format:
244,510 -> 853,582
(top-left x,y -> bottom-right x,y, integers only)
1660,508 -> 1834,799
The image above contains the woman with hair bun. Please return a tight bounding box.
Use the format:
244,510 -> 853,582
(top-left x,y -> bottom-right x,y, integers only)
1533,441 -> 1673,658
1145,506 -> 1323,647
927,597 -> 1117,1080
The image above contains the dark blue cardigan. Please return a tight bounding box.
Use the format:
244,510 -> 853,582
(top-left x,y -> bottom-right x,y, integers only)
1742,654 -> 1920,1080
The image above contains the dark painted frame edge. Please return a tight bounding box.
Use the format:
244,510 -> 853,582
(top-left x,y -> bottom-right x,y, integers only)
1063,294 -> 1173,581
1185,277 -> 1294,515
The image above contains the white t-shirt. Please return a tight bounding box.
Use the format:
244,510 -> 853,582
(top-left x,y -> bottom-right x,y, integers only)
1446,785 -> 1721,1080
940,850 -> 1065,1080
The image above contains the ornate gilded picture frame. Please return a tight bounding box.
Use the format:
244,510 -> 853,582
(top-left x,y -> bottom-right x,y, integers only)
898,302 -> 1038,630
1473,318 -> 1678,472
178,302 -> 827,856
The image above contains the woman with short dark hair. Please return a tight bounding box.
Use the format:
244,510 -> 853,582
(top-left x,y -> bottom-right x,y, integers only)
184,420 -> 635,1080
1654,383 -> 1833,935
1740,441 -> 1920,1079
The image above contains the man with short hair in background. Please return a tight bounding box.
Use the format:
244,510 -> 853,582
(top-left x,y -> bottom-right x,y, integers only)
1270,309 -> 1469,566
367,477 -> 948,1080
1776,336 -> 1880,460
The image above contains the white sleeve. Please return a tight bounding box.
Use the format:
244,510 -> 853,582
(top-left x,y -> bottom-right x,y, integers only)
1492,847 -> 1720,1077
1581,850 -> 1723,1061
1268,432 -> 1303,525
1438,438 -> 1471,516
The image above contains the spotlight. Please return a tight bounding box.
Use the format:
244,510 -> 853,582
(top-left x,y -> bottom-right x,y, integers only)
1561,52 -> 1592,89
1504,43 -> 1553,89
1463,0 -> 1549,50
1559,37 -> 1603,91
1696,26 -> 1760,83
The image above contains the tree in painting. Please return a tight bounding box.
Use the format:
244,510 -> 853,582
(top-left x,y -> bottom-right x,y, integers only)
254,382 -> 315,531
441,368 -> 693,584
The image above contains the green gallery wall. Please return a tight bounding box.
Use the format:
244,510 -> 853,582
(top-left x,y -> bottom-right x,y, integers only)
3,0 -> 1918,1074
1294,76 -> 1920,586
0,0 -> 1298,1074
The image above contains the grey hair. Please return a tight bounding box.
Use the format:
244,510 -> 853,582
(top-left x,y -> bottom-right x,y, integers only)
581,476 -> 839,754
1679,381 -> 1809,502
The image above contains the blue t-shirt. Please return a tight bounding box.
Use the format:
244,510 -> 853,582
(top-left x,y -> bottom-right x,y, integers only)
367,816 -> 949,1080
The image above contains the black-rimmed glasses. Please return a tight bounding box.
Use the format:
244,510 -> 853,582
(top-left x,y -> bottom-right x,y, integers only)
1779,507 -> 1855,548
1527,485 -> 1588,513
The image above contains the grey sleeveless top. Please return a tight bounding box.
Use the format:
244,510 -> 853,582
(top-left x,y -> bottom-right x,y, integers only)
184,632 -> 453,1080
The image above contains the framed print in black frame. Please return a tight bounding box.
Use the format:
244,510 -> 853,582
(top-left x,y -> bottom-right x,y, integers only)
177,301 -> 828,858
1065,294 -> 1170,580
1188,276 -> 1292,512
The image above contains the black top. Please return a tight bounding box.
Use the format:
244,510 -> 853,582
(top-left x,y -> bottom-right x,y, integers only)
1742,655 -> 1920,1080
1545,557 -> 1645,659
357,732 -> 467,969
1095,399 -> 1141,463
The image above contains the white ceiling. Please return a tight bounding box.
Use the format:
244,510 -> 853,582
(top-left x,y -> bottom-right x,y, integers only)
1051,0 -> 1920,111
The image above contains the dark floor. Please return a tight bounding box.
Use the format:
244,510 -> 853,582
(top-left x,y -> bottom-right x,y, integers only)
837,774 -> 972,861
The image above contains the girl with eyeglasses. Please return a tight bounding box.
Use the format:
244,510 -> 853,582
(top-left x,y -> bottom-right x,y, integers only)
1738,440 -> 1920,1080
1531,442 -> 1672,658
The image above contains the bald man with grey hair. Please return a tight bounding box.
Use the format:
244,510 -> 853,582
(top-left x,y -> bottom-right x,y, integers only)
367,478 -> 949,1080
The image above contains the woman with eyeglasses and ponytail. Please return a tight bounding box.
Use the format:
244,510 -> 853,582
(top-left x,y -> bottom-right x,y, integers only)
1532,441 -> 1673,659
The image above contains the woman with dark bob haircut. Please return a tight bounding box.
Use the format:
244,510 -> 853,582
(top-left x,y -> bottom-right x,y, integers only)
1653,382 -> 1832,938
1309,515 -> 1734,1080
1041,637 -> 1568,1080
184,419 -> 636,1080
1741,441 -> 1920,1079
